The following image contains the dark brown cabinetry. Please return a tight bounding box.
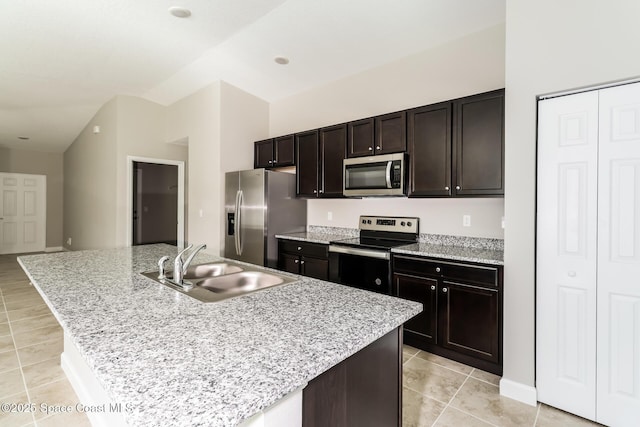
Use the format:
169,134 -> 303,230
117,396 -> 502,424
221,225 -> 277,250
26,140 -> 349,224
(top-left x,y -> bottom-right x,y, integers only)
407,102 -> 452,196
393,255 -> 502,375
347,112 -> 406,158
296,125 -> 346,198
453,89 -> 504,196
303,327 -> 402,427
278,239 -> 329,281
253,135 -> 295,169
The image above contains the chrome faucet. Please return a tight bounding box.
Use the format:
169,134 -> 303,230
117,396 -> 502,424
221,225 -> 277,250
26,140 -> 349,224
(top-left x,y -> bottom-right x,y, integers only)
172,244 -> 207,289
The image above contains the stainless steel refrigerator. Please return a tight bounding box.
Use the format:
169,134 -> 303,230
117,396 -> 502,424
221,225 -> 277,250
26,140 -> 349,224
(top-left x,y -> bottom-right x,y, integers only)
224,169 -> 307,268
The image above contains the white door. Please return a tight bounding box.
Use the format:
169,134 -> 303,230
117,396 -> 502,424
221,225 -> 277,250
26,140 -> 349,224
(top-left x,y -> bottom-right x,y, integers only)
596,82 -> 640,427
536,91 -> 599,420
0,173 -> 46,254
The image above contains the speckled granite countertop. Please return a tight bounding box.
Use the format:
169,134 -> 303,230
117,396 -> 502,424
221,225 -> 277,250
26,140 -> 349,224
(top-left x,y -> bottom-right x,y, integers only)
391,243 -> 503,266
276,226 -> 358,245
18,244 -> 421,427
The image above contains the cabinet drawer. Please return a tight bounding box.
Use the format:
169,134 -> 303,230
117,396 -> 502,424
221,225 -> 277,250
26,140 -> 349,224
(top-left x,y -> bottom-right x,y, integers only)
279,240 -> 328,258
393,255 -> 499,287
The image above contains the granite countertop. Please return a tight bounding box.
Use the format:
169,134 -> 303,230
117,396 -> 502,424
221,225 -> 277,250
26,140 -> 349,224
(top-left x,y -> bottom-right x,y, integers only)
275,231 -> 348,244
391,242 -> 504,266
18,244 -> 421,427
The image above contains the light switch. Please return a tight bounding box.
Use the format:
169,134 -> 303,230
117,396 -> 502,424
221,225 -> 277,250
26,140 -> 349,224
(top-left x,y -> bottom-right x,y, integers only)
327,211 -> 333,221
463,215 -> 471,227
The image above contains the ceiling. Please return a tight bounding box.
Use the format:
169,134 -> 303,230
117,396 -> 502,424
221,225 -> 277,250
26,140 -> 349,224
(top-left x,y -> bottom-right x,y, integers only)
0,0 -> 505,153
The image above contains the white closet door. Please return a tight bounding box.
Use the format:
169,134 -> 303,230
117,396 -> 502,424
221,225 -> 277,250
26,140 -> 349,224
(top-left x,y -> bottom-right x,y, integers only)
597,82 -> 640,427
536,91 -> 599,420
0,173 -> 46,254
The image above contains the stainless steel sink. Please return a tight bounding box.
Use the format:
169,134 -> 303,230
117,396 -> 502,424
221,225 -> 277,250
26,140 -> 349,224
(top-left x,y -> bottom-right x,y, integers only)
142,261 -> 297,302
167,263 -> 243,280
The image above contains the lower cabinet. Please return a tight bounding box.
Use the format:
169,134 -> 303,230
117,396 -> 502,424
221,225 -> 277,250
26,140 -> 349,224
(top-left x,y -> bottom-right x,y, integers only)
303,327 -> 401,427
278,240 -> 329,281
393,255 -> 503,375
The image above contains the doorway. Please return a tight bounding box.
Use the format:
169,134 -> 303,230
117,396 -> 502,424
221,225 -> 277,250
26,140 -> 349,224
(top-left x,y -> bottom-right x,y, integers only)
0,173 -> 46,254
127,156 -> 185,248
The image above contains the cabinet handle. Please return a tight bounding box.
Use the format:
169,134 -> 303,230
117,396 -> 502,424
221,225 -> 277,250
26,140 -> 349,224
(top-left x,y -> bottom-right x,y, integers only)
273,160 -> 277,164
376,146 -> 381,150
435,267 -> 441,273
430,285 -> 436,291
456,185 -> 461,190
300,260 -> 305,265
313,189 -> 317,194
294,259 -> 299,264
368,147 -> 373,151
319,189 -> 324,193
297,246 -> 302,251
268,160 -> 273,164
442,287 -> 448,293
444,186 -> 449,191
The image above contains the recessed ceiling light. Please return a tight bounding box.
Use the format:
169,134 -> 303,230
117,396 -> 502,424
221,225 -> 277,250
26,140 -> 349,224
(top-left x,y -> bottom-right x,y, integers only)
169,6 -> 191,18
18,136 -> 30,140
274,56 -> 290,65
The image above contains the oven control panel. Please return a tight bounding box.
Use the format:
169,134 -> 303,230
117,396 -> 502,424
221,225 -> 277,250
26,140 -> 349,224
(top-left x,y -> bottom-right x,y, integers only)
358,215 -> 419,234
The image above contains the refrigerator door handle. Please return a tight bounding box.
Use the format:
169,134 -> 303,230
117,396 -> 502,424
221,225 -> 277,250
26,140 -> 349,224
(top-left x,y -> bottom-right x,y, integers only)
236,190 -> 244,255
234,190 -> 241,255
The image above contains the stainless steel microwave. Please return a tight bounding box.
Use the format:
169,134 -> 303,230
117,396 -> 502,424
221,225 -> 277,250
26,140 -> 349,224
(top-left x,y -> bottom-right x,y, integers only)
343,152 -> 406,197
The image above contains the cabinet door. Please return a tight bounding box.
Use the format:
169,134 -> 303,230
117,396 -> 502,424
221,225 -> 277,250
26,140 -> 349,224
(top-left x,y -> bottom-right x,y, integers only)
280,252 -> 301,275
375,111 -> 406,154
407,103 -> 452,197
319,124 -> 346,197
254,139 -> 274,168
347,118 -> 375,157
296,130 -> 319,197
274,135 -> 295,167
439,281 -> 500,363
301,257 -> 329,281
453,89 -> 504,196
394,273 -> 438,344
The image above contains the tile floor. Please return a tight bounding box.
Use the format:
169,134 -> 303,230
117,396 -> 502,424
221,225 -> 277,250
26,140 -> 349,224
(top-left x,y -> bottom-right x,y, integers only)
1,253 -> 600,427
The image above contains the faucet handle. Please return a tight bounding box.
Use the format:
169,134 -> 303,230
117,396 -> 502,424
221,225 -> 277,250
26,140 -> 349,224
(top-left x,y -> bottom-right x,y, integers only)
158,256 -> 170,280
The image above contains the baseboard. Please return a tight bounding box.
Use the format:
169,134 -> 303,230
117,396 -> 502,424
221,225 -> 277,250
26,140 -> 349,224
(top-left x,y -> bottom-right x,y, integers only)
45,246 -> 65,252
499,378 -> 537,406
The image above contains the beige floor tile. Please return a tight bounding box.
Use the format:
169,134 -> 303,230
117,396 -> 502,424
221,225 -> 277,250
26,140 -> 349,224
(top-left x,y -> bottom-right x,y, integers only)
470,368 -> 501,386
0,349 -> 21,374
29,379 -> 81,420
402,386 -> 445,427
414,351 -> 474,375
0,393 -> 35,427
37,410 -> 91,427
434,406 -> 494,427
4,294 -> 45,311
536,403 -> 600,427
11,315 -> 59,334
13,325 -> 62,349
0,280 -> 32,291
403,356 -> 467,403
0,368 -> 27,400
0,321 -> 11,337
17,339 -> 63,367
403,344 -> 420,356
0,334 -> 16,353
22,358 -> 65,389
403,352 -> 413,364
7,304 -> 52,322
2,287 -> 40,300
450,378 -> 538,427
0,311 -> 7,323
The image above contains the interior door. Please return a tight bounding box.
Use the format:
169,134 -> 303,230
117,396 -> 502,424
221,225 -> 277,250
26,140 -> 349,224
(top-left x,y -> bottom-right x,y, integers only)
0,173 -> 46,254
596,82 -> 640,427
536,91 -> 599,420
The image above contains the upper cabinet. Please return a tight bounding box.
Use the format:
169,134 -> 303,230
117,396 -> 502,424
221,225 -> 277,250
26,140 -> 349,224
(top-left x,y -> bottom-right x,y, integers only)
453,89 -> 505,196
253,135 -> 295,169
296,125 -> 346,198
347,112 -> 406,158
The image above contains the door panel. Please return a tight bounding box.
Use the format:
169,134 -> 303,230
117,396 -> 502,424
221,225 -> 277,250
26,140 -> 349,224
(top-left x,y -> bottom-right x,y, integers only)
597,82 -> 640,426
238,169 -> 266,266
0,173 -> 46,254
320,124 -> 346,197
394,273 -> 438,344
224,172 -> 240,258
536,91 -> 598,420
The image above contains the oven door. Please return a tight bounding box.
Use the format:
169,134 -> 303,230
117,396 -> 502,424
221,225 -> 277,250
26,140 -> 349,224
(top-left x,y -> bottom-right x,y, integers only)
329,245 -> 391,295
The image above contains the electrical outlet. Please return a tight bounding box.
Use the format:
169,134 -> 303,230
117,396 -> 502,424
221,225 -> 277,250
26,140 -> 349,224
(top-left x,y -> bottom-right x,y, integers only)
501,216 -> 505,229
327,211 -> 333,221
66,237 -> 72,245
463,215 -> 471,227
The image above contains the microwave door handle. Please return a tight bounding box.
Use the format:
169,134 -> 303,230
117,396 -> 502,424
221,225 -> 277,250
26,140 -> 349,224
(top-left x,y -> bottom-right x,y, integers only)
385,161 -> 392,188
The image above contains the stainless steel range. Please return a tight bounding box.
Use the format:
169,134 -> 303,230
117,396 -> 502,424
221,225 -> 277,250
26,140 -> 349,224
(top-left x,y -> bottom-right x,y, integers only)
329,215 -> 419,294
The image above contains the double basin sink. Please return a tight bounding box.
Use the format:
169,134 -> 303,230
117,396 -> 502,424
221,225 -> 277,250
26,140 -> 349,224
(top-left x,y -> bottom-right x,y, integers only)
142,261 -> 297,303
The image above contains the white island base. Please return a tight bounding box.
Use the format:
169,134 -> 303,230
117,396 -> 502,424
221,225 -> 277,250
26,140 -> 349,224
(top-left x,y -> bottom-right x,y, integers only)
61,333 -> 304,427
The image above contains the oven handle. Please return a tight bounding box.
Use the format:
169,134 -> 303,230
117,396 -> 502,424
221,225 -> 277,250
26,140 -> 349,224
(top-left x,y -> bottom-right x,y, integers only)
329,245 -> 390,260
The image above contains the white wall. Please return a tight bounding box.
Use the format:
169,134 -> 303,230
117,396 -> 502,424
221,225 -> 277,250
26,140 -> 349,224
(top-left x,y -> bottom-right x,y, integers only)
503,0 -> 640,400
270,24 -> 506,238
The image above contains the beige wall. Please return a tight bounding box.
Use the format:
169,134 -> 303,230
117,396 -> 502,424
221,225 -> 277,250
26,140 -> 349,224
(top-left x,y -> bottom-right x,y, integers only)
503,0 -> 640,397
64,98 -> 118,250
270,24 -> 506,238
0,147 -> 64,248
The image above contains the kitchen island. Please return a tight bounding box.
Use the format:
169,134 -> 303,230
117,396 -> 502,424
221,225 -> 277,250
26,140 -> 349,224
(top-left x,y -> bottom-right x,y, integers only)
17,244 -> 421,427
